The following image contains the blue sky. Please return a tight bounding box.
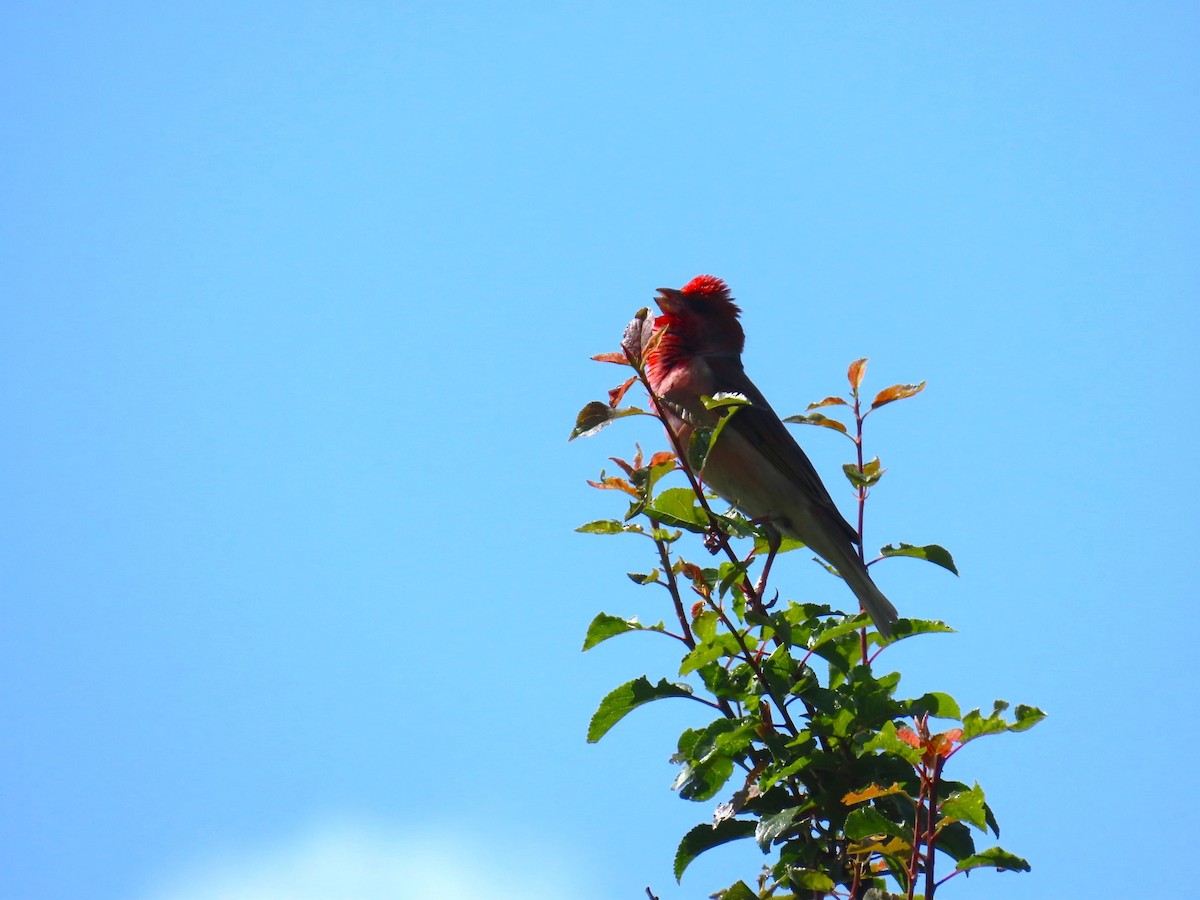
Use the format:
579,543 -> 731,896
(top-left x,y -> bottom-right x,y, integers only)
2,3 -> 1197,898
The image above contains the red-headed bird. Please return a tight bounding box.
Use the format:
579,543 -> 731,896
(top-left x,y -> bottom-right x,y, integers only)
645,275 -> 899,637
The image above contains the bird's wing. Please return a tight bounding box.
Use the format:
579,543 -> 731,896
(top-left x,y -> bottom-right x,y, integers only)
706,355 -> 861,546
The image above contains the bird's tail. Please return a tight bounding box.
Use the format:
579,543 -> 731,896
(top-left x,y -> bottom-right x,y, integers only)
835,552 -> 899,639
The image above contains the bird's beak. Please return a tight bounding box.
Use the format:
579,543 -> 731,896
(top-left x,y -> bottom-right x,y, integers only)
655,287 -> 683,314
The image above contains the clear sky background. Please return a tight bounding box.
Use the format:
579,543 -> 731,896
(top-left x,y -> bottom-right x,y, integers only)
2,4 -> 1197,899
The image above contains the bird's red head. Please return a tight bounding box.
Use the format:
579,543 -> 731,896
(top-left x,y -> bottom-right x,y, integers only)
646,275 -> 745,383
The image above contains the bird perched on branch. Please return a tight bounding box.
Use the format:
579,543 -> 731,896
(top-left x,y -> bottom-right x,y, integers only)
644,275 -> 899,637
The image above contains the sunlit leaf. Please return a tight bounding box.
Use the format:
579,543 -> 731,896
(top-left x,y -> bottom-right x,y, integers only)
843,783 -> 906,805
879,542 -> 959,576
568,401 -> 648,440
848,358 -> 868,390
627,570 -> 660,586
587,676 -> 694,743
955,847 -> 1032,874
645,486 -> 710,532
714,882 -> 758,900
586,475 -> 638,498
843,457 -> 885,488
807,395 -> 848,410
1011,704 -> 1047,732
909,692 -> 962,720
845,806 -> 906,840
783,412 -> 849,435
591,351 -> 629,365
870,381 -> 926,410
582,612 -> 663,650
940,783 -> 988,832
575,519 -> 626,534
607,376 -> 638,408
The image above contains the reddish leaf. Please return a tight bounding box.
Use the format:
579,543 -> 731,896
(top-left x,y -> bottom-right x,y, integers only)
870,381 -> 927,411
608,376 -> 637,408
848,358 -> 868,391
784,412 -> 849,435
807,396 -> 848,410
586,476 -> 639,498
648,451 -> 676,468
609,456 -> 634,477
896,728 -> 921,749
591,351 -> 628,365
842,783 -> 905,805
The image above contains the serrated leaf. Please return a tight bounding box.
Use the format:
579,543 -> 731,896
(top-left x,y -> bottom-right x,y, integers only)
843,783 -> 906,805
714,882 -> 758,900
755,806 -> 805,851
673,819 -> 756,881
587,677 -> 693,743
910,691 -> 962,720
1011,704 -> 1048,732
879,542 -> 959,576
870,381 -> 926,410
575,519 -> 626,534
607,376 -> 637,408
862,721 -> 923,764
955,846 -> 1031,874
789,870 -> 836,892
807,395 -> 848,410
845,806 -> 905,841
843,459 -> 885,488
848,358 -> 868,390
888,618 -> 956,641
582,613 -> 648,650
627,570 -> 660,586
783,412 -> 849,435
644,487 -> 709,532
941,783 -> 988,832
568,402 -> 648,440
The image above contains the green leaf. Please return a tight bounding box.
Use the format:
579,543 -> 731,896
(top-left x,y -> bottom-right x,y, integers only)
843,457 -> 886,488
576,519 -> 641,535
674,819 -> 757,881
955,846 -> 1032,874
753,532 -> 807,556
889,618 -> 956,641
715,882 -> 758,900
861,721 -> 922,764
844,806 -> 905,841
879,542 -> 959,576
644,486 -> 709,532
627,570 -> 660,585
568,401 -> 648,440
789,869 -> 836,892
581,613 -> 664,651
755,806 -> 805,851
587,677 -> 694,743
679,632 -> 749,676
909,691 -> 962,720
940,783 -> 988,832
1011,704 -> 1048,732
960,700 -> 1046,743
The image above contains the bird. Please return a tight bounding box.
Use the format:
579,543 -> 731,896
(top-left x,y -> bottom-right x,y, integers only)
643,274 -> 899,637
